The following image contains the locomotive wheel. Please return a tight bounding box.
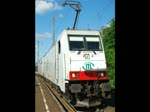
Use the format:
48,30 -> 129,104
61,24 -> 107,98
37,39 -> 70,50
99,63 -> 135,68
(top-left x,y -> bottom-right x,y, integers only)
65,92 -> 71,102
70,94 -> 76,105
63,91 -> 76,105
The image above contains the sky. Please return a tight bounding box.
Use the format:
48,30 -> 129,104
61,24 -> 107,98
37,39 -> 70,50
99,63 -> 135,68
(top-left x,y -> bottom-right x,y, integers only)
35,0 -> 115,63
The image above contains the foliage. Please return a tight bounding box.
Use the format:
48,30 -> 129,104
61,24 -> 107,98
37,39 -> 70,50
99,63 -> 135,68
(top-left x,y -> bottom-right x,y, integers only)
101,19 -> 115,88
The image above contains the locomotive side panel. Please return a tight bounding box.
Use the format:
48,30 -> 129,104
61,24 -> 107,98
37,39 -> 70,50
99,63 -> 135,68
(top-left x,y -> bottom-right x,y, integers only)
43,55 -> 47,78
48,46 -> 56,83
37,58 -> 44,76
56,31 -> 70,92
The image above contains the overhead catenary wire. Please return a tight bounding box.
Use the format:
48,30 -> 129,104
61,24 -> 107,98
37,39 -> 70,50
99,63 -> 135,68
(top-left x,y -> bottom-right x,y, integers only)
97,0 -> 114,17
96,0 -> 114,30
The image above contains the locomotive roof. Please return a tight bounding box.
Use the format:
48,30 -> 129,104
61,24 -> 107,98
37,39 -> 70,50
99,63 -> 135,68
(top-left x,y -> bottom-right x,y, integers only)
57,29 -> 100,40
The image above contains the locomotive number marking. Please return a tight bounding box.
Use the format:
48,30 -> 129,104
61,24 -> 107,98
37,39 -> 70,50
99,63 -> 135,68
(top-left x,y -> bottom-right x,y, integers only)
83,54 -> 90,59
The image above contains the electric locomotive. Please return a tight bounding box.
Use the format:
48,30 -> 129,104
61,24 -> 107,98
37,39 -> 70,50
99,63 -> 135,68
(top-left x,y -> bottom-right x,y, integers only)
37,29 -> 111,107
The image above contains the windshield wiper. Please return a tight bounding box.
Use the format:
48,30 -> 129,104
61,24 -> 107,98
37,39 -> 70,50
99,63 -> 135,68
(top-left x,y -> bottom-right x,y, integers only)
77,48 -> 85,55
77,50 -> 81,55
93,50 -> 96,55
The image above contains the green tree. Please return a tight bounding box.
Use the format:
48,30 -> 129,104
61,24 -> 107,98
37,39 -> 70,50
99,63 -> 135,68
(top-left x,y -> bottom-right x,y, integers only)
101,19 -> 115,88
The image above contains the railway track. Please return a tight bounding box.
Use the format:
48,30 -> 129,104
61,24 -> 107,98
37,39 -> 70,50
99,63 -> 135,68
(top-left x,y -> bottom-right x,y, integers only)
37,75 -> 77,112
36,74 -> 115,112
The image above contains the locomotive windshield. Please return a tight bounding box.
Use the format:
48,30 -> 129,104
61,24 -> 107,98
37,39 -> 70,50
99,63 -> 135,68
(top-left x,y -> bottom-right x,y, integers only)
69,36 -> 84,50
68,35 -> 102,51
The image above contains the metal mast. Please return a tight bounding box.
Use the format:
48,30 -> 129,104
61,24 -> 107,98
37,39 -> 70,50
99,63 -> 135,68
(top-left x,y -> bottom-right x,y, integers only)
63,0 -> 81,29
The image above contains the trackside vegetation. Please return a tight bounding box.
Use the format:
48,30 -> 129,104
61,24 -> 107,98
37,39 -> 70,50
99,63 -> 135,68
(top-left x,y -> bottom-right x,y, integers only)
100,19 -> 115,88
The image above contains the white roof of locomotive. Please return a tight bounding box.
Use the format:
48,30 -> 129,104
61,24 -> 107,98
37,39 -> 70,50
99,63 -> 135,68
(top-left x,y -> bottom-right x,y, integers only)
57,29 -> 100,40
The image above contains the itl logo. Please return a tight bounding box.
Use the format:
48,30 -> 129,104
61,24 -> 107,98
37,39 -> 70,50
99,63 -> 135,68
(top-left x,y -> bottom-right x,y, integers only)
82,62 -> 95,70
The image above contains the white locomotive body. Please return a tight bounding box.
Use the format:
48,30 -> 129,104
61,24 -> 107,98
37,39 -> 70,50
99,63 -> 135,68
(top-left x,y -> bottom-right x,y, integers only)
37,29 -> 111,107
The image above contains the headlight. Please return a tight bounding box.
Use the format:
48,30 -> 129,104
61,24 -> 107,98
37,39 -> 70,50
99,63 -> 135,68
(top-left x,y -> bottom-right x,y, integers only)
101,73 -> 104,77
98,72 -> 104,77
72,73 -> 76,78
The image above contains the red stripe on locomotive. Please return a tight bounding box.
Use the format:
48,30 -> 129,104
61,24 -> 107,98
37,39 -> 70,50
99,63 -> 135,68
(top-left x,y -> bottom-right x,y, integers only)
69,71 -> 108,80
